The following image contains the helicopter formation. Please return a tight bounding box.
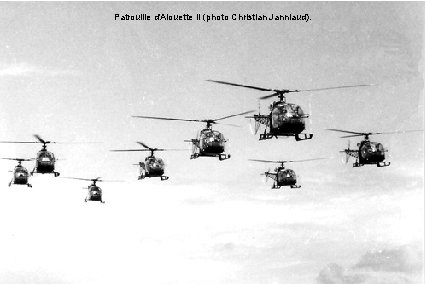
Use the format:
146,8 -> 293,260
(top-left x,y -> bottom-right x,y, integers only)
61,177 -> 115,203
1,79 -> 422,201
111,141 -> 187,181
207,80 -> 373,141
1,158 -> 33,188
0,135 -> 61,177
132,111 -> 254,161
249,158 -> 326,189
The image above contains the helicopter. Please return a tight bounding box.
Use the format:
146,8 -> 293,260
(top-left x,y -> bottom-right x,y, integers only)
327,129 -> 423,167
132,111 -> 253,161
1,158 -> 33,187
0,135 -> 60,177
207,80 -> 371,141
62,177 -> 114,203
111,142 -> 185,181
249,158 -> 325,189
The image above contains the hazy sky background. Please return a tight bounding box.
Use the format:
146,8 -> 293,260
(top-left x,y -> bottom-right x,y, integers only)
0,2 -> 423,284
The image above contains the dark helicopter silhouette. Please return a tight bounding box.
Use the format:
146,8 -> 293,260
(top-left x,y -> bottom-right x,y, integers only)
111,142 -> 186,181
208,80 -> 371,141
0,135 -> 60,177
132,111 -> 253,161
1,158 -> 33,187
249,158 -> 325,189
62,177 -> 118,203
327,129 -> 423,167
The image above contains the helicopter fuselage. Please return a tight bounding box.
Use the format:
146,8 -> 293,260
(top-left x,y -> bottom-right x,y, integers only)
87,185 -> 103,202
188,128 -> 230,160
33,149 -> 60,176
13,166 -> 30,185
357,140 -> 386,165
269,102 -> 306,135
276,168 -> 297,187
141,156 -> 165,177
198,129 -> 226,155
35,150 -> 56,173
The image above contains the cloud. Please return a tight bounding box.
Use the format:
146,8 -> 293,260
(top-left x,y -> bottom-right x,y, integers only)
317,244 -> 423,284
0,63 -> 78,77
353,245 -> 424,274
317,263 -> 367,284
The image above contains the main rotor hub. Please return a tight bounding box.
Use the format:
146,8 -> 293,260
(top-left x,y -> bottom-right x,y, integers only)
206,121 -> 214,129
277,93 -> 286,103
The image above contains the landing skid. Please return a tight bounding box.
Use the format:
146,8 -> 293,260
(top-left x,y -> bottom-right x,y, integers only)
219,154 -> 230,161
353,161 -> 364,167
31,170 -> 60,177
190,153 -> 199,159
190,153 -> 231,161
295,133 -> 313,141
8,181 -> 32,188
259,132 -> 313,141
85,198 -> 105,203
272,183 -> 301,189
260,133 -> 276,140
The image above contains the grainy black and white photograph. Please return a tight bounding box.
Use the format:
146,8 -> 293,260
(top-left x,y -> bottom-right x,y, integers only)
0,2 -> 423,283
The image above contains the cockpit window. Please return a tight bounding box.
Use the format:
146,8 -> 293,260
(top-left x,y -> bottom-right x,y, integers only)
204,131 -> 222,140
39,151 -> 54,159
368,143 -> 378,152
16,167 -> 28,174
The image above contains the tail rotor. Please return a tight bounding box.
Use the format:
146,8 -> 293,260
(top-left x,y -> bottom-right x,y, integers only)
340,140 -> 351,164
346,140 -> 351,164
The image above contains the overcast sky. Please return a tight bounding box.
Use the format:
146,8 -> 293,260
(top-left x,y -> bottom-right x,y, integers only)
0,2 -> 423,284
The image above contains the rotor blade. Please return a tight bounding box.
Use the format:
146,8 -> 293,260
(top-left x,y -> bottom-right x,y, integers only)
327,129 -> 365,135
214,110 -> 255,121
110,149 -> 151,152
372,129 -> 424,135
207,80 -> 273,92
0,137 -> 97,145
1,157 -> 33,161
61,177 -> 93,182
259,93 -> 280,100
217,123 -> 241,128
136,141 -> 151,149
249,158 -> 326,164
284,158 -> 327,163
0,141 -> 39,144
249,159 -> 280,164
297,84 -> 374,92
132,115 -> 204,123
61,177 -> 122,183
340,134 -> 366,138
33,134 -> 46,144
58,142 -> 102,144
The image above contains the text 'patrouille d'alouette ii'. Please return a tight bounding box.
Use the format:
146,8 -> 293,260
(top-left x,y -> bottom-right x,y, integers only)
114,13 -> 311,22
